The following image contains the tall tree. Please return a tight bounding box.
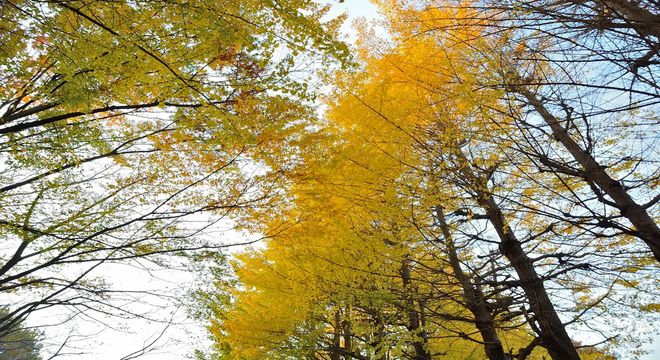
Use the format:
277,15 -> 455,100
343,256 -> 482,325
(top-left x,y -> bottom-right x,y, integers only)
207,2 -> 655,359
0,0 -> 347,355
374,0 -> 659,356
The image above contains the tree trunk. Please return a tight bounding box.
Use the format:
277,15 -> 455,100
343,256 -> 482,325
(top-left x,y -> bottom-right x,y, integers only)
521,89 -> 660,262
331,310 -> 342,360
434,206 -> 509,360
342,316 -> 352,360
478,194 -> 580,360
400,258 -> 432,360
450,148 -> 581,360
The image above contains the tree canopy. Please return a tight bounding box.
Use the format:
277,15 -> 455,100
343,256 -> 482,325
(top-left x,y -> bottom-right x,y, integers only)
0,308 -> 42,360
0,0 -> 346,356
204,1 -> 659,359
1,0 -> 658,359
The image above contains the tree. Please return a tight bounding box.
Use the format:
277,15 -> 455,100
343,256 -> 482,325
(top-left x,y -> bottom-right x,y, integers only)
205,1 -> 657,359
206,12 -> 548,358
416,0 -> 660,260
372,0 -> 659,356
0,0 -> 347,356
0,308 -> 42,360
326,7 -> 585,357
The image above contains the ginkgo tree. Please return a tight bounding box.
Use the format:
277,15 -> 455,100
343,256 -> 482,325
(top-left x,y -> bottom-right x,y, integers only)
208,128 -> 551,359
356,1 -> 658,357
414,0 -> 660,261
0,0 -> 347,356
204,1 -> 657,359
208,16 -> 548,360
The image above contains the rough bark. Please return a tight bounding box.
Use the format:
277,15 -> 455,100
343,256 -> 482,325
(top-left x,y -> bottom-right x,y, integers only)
331,310 -> 342,360
434,206 -> 509,360
521,89 -> 660,262
478,194 -> 580,360
342,316 -> 352,360
450,148 -> 581,360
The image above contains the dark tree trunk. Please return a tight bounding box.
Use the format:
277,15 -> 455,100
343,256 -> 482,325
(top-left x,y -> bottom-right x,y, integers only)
478,194 -> 580,360
342,316 -> 352,360
434,206 -> 509,360
521,89 -> 660,262
400,258 -> 432,360
449,148 -> 581,360
331,310 -> 342,360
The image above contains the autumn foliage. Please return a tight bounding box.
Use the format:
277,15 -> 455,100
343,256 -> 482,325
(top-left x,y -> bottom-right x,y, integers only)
1,0 -> 658,359
207,1 -> 659,359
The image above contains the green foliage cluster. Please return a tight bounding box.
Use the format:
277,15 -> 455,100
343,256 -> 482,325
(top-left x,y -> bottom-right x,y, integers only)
0,0 -> 346,356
